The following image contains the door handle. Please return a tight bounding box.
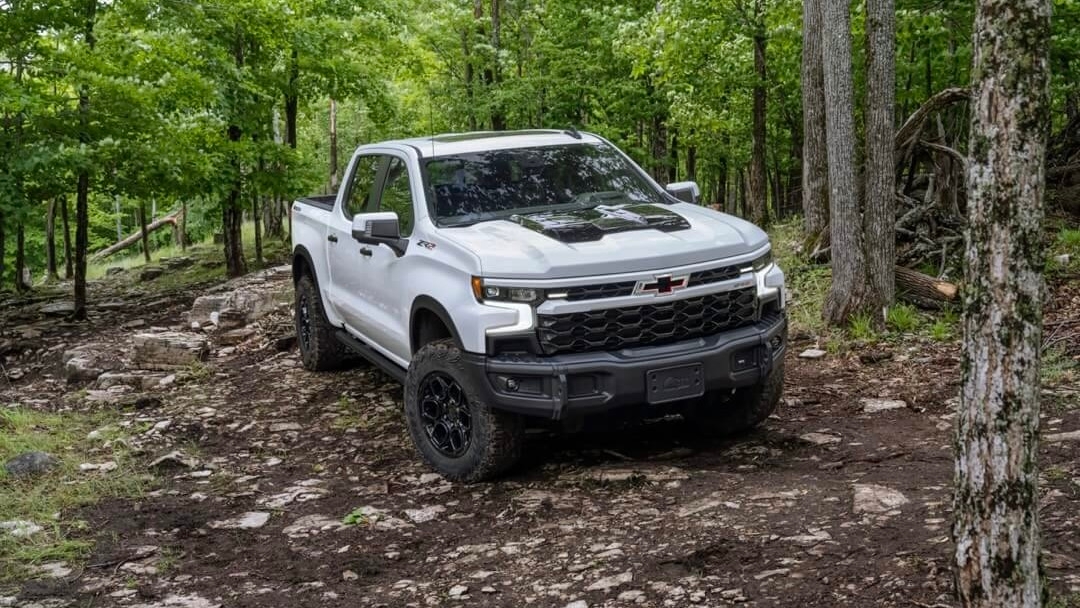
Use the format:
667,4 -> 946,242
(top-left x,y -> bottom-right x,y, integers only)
327,234 -> 338,243
359,247 -> 373,257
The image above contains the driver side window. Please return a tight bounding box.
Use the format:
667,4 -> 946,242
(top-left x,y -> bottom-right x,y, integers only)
378,157 -> 415,236
343,155 -> 381,219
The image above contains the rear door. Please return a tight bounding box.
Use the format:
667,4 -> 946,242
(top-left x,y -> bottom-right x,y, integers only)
326,153 -> 385,334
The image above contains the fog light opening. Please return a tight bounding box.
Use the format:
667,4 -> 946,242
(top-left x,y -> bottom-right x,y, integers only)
505,377 -> 520,392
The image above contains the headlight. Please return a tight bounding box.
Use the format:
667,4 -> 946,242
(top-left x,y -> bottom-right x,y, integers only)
471,277 -> 544,304
745,249 -> 772,272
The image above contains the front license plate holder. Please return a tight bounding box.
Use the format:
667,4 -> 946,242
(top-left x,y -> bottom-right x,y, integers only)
647,363 -> 704,404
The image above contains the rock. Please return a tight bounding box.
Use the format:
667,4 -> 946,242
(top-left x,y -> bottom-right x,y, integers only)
282,514 -> 346,538
62,344 -> 119,382
35,562 -> 73,579
404,505 -> 446,523
189,286 -> 282,327
218,328 -> 257,345
4,451 -> 59,478
448,584 -> 469,598
257,479 -> 327,509
216,308 -> 248,330
162,256 -> 194,270
861,398 -> 907,413
80,461 -> 117,473
40,301 -> 75,316
148,450 -> 199,471
585,570 -> 633,592
782,529 -> 832,547
676,498 -> 722,518
139,266 -> 164,282
0,519 -> 43,538
560,466 -> 688,484
1055,253 -> 1071,266
96,371 -> 167,391
106,266 -> 126,276
618,590 -> 645,602
853,484 -> 910,514
858,350 -> 893,364
209,512 -> 270,530
799,348 -> 827,359
269,422 -> 302,432
4,368 -> 25,381
342,570 -> 359,581
800,432 -> 841,445
132,332 -> 209,370
481,586 -> 496,594
1046,430 -> 1080,443
129,594 -> 221,608
563,601 -> 589,608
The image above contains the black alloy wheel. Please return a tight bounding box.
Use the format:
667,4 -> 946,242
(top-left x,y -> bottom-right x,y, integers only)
418,372 -> 473,458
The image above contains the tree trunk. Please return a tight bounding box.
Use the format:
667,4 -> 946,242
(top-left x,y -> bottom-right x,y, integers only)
463,26 -> 477,131
821,0 -> 871,325
864,0 -> 896,309
749,19 -> 769,226
285,48 -> 298,149
895,265 -> 957,308
651,115 -> 668,182
953,0 -> 1050,604
180,200 -> 188,250
253,192 -> 263,265
329,99 -> 339,191
801,0 -> 829,237
669,128 -> 679,184
0,213 -> 5,288
489,0 -> 506,131
686,145 -> 697,181
61,195 -> 73,279
224,30 -> 247,279
73,0 -> 96,321
139,199 -> 150,262
46,197 -> 60,282
90,210 -> 182,261
15,223 -> 28,292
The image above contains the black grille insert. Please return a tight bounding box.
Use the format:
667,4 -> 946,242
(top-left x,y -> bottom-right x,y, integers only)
561,264 -> 744,301
537,287 -> 758,355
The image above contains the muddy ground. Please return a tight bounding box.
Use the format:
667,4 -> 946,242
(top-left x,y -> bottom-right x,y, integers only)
1,263 -> 1078,608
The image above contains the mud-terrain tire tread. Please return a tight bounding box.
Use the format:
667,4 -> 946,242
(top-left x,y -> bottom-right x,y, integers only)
687,360 -> 785,435
295,274 -> 350,371
404,339 -> 524,482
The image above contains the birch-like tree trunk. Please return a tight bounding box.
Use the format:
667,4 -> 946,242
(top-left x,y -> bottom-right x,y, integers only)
800,0 -> 828,238
864,0 -> 895,310
953,0 -> 1051,604
820,0 -> 870,324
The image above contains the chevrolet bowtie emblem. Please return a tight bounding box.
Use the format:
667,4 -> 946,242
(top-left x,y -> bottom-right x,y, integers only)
637,274 -> 689,296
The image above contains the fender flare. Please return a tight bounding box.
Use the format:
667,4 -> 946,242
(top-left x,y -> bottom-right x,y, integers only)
292,245 -> 317,284
410,296 -> 463,353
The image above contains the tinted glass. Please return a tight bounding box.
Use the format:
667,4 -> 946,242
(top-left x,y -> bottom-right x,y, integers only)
424,143 -> 665,225
343,155 -> 381,218
379,157 -> 414,236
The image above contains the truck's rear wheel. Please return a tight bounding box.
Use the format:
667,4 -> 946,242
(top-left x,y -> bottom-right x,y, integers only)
295,274 -> 350,371
685,360 -> 785,435
404,340 -> 524,482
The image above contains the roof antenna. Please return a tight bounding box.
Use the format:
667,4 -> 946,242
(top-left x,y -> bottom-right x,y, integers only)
564,127 -> 582,140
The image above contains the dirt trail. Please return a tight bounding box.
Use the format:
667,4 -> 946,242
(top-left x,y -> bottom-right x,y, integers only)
2,269 -> 1078,608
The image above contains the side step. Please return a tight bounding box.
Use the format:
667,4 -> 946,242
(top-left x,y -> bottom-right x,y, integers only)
333,330 -> 408,384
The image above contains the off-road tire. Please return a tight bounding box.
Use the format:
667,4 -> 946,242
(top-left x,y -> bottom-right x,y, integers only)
686,360 -> 785,435
404,340 -> 524,482
295,274 -> 350,371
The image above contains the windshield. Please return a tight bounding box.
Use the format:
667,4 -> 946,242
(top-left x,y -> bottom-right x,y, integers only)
423,143 -> 667,226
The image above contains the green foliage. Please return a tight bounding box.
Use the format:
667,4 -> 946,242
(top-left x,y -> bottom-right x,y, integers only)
342,508 -> 370,527
885,303 -> 920,333
849,314 -> 878,342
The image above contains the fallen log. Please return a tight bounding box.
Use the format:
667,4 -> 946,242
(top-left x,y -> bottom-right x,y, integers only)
90,210 -> 182,262
895,265 -> 958,309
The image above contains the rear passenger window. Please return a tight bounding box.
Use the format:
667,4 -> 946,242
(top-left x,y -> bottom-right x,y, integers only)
343,155 -> 381,218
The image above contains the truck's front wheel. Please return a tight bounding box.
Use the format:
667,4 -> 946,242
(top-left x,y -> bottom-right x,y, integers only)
295,274 -> 350,371
685,360 -> 785,435
404,340 -> 524,482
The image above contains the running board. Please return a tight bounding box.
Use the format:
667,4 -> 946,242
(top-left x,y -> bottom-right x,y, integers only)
334,330 -> 408,384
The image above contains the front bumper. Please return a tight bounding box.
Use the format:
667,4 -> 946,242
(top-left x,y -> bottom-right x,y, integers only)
461,312 -> 787,420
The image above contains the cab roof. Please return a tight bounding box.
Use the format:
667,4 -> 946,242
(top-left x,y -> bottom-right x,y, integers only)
384,129 -> 604,158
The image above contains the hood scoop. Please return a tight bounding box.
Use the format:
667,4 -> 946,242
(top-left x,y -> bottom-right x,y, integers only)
509,204 -> 691,243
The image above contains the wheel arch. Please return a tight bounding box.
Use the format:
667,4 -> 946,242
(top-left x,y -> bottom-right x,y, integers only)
292,245 -> 317,285
410,296 -> 463,354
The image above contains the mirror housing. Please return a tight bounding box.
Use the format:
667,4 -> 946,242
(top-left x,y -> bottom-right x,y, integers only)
350,212 -> 408,257
665,181 -> 701,204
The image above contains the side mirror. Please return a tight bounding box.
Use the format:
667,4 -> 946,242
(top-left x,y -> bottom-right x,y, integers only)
665,181 -> 701,204
351,212 -> 409,257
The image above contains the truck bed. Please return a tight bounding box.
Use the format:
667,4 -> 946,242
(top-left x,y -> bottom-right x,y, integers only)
296,195 -> 336,212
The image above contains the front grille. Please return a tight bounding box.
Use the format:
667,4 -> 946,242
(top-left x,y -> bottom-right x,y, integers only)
537,287 -> 758,355
561,263 -> 744,301
566,281 -> 636,301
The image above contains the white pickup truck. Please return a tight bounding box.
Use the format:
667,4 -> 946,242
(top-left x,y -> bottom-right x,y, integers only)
291,130 -> 787,481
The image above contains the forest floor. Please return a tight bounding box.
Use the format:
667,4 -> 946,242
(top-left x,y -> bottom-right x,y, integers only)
1,234 -> 1078,608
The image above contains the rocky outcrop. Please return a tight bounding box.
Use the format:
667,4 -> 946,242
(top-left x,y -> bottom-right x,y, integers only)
132,332 -> 209,370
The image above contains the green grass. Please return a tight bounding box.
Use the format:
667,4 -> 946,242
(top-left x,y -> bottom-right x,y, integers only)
1047,226 -> 1080,275
0,406 -> 149,583
885,303 -> 921,333
769,219 -> 831,335
1042,346 -> 1078,389
848,314 -> 878,342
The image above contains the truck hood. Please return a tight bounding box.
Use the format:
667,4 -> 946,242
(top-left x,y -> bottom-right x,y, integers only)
439,203 -> 769,279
